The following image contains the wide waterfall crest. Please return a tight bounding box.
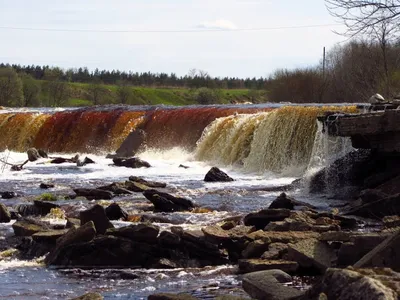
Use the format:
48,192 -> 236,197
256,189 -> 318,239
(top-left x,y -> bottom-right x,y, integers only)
195,106 -> 358,176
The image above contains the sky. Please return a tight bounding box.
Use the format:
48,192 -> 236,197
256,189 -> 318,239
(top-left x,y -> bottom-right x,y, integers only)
0,0 -> 347,78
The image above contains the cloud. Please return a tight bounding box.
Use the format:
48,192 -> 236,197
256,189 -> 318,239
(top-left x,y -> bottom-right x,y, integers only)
198,19 -> 237,30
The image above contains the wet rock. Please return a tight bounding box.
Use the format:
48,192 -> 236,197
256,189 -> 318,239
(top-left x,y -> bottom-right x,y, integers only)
40,183 -> 55,189
73,188 -> 114,200
32,229 -> 69,244
106,223 -> 159,244
148,293 -> 197,300
123,180 -> 150,192
80,204 -> 114,234
242,240 -> 270,259
242,269 -> 304,300
113,157 -> 151,168
27,148 -> 41,162
354,230 -> 400,271
45,221 -> 97,265
150,258 -> 180,269
48,235 -> 158,267
0,203 -> 11,223
37,149 -> 48,158
316,212 -> 358,229
202,225 -> 255,244
97,182 -> 133,195
105,203 -> 128,221
243,209 -> 291,230
1,191 -> 17,199
298,268 -> 399,300
246,230 -> 320,244
76,157 -> 95,167
268,192 -> 316,210
33,200 -> 60,215
204,167 -> 234,182
179,164 -> 189,169
115,129 -> 146,158
143,189 -> 195,212
129,176 -> 167,188
16,236 -> 54,259
140,214 -> 184,224
287,238 -> 335,273
70,292 -> 104,300
261,243 -> 288,260
12,218 -> 50,236
158,231 -> 181,246
238,259 -> 298,274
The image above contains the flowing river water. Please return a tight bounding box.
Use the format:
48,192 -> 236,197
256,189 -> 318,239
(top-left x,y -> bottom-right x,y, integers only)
0,104 -> 358,299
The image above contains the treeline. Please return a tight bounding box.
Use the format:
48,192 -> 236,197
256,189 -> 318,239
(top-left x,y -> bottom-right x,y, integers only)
267,40 -> 400,103
0,64 -> 267,90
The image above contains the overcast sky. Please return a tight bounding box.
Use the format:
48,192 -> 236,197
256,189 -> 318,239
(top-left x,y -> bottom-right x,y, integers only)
0,0 -> 346,78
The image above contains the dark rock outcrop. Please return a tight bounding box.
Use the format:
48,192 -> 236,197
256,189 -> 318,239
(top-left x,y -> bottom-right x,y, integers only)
243,209 -> 291,229
113,157 -> 151,168
12,218 -> 51,236
73,188 -> 114,200
106,223 -> 159,244
1,191 -> 17,199
40,183 -> 55,189
242,269 -> 304,300
0,203 -> 11,223
80,205 -> 114,234
268,193 -> 316,210
128,176 -> 167,188
204,167 -> 234,182
105,203 -> 128,221
143,189 -> 195,212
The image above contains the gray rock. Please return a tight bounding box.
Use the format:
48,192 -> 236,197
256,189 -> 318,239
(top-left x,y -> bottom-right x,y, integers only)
80,204 -> 114,235
287,239 -> 335,273
238,259 -> 298,274
242,269 -> 304,300
204,167 -> 234,182
73,188 -> 114,200
70,292 -> 103,300
0,203 -> 11,223
106,223 -> 159,244
27,148 -> 41,162
115,129 -> 146,158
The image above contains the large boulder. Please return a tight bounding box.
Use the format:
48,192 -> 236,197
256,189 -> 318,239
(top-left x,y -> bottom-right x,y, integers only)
128,176 -> 167,188
115,129 -> 146,158
242,269 -> 304,300
113,157 -> 151,168
45,221 -> 97,265
80,205 -> 114,234
287,238 -> 335,273
238,259 -> 298,274
0,203 -> 11,223
354,230 -> 400,271
244,209 -> 291,229
27,148 -> 41,162
73,188 -> 114,200
106,223 -> 159,244
105,203 -> 128,221
298,268 -> 399,300
204,167 -> 234,182
12,218 -> 50,236
268,193 -> 316,210
143,189 -> 195,212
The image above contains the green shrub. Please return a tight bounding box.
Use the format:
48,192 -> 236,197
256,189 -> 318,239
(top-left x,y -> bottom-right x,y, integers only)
36,193 -> 57,201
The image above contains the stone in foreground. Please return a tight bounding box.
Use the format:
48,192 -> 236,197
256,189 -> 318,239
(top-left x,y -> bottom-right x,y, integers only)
242,269 -> 304,300
238,259 -> 298,274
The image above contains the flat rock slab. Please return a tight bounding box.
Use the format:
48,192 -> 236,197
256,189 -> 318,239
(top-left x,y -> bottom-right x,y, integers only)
246,230 -> 320,244
242,269 -> 304,300
202,225 -> 254,243
287,238 -> 335,273
32,229 -> 69,243
238,259 -> 298,274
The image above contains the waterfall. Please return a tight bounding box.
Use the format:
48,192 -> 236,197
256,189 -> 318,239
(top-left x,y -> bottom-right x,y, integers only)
195,106 -> 358,176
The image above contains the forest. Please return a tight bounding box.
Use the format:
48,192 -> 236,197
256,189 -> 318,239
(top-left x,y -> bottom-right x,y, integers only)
1,39 -> 399,107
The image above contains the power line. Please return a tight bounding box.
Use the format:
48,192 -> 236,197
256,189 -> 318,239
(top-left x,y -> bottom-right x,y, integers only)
0,23 -> 342,33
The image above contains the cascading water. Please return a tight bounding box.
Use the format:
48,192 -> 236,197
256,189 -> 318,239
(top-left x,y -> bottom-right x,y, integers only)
195,106 -> 358,176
